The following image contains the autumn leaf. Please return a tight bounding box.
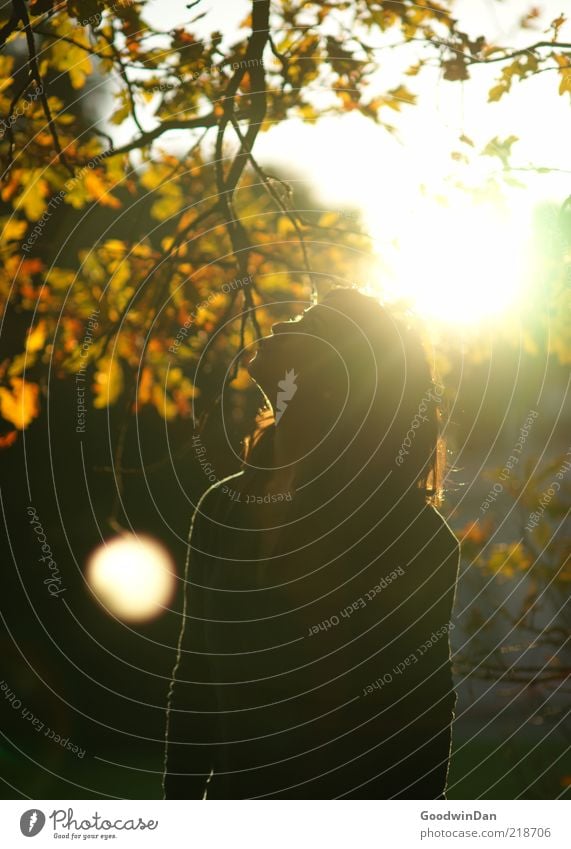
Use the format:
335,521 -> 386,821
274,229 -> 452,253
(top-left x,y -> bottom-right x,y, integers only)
558,68 -> 571,98
385,85 -> 417,110
549,14 -> 567,41
151,384 -> 177,420
520,7 -> 541,29
0,379 -> 40,430
443,57 -> 469,81
137,366 -> 153,407
26,320 -> 47,353
84,172 -> 122,209
229,368 -> 252,390
1,218 -> 28,242
405,61 -> 423,76
488,82 -> 508,103
482,135 -> 519,166
93,358 -> 123,408
484,542 -> 533,578
16,171 -> 49,220
0,430 -> 18,449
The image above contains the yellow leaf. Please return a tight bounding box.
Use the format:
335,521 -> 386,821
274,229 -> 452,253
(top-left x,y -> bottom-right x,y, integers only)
102,239 -> 127,256
405,62 -> 423,76
0,378 -> 40,429
553,52 -> 570,69
93,357 -> 123,408
26,319 -> 46,353
7,353 -> 29,378
386,85 -> 417,110
318,211 -> 342,228
137,367 -> 153,406
230,368 -> 252,390
488,83 -> 507,102
1,218 -> 27,242
150,185 -> 184,221
68,54 -> 93,90
17,171 -> 49,220
0,55 -> 15,81
45,267 -> 77,291
49,32 -> 92,90
64,178 -> 91,210
151,384 -> 177,420
559,68 -> 571,97
84,172 -> 121,209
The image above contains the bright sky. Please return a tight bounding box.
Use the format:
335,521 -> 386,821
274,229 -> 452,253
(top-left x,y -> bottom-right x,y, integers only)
115,0 -> 571,324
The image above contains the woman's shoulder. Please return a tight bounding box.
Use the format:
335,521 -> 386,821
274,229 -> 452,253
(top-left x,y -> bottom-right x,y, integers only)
192,471 -> 245,521
371,493 -> 459,558
420,504 -> 460,555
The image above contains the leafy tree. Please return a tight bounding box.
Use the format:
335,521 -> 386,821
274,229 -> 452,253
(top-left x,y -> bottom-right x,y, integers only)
0,0 -> 569,435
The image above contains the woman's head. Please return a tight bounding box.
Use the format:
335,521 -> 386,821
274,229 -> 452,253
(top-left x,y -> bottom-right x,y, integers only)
247,288 -> 444,504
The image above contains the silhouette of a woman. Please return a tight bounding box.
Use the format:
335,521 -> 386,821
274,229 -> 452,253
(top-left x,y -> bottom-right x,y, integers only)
164,288 -> 460,799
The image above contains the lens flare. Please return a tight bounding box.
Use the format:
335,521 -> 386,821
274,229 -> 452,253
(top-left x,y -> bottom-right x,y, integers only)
367,194 -> 531,325
87,534 -> 175,622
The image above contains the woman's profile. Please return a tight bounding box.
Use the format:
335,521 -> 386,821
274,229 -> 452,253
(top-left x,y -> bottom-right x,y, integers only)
163,287 -> 460,800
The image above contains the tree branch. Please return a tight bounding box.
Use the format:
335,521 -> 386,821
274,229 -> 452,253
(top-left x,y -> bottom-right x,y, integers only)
0,1 -> 20,49
106,113 -> 219,158
13,0 -> 73,175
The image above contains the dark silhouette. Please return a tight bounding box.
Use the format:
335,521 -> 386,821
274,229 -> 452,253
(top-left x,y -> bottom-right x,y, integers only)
163,288 -> 460,799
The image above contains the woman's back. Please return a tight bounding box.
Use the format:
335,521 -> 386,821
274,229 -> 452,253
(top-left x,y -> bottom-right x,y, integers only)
166,471 -> 459,799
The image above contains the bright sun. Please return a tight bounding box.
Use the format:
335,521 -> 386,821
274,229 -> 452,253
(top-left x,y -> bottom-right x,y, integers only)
365,192 -> 530,326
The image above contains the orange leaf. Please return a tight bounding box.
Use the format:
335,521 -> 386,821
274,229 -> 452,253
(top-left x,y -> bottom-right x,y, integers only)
0,378 -> 40,429
0,430 -> 18,449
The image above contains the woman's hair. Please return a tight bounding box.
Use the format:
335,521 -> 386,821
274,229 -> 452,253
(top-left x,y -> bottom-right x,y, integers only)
245,287 -> 445,506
